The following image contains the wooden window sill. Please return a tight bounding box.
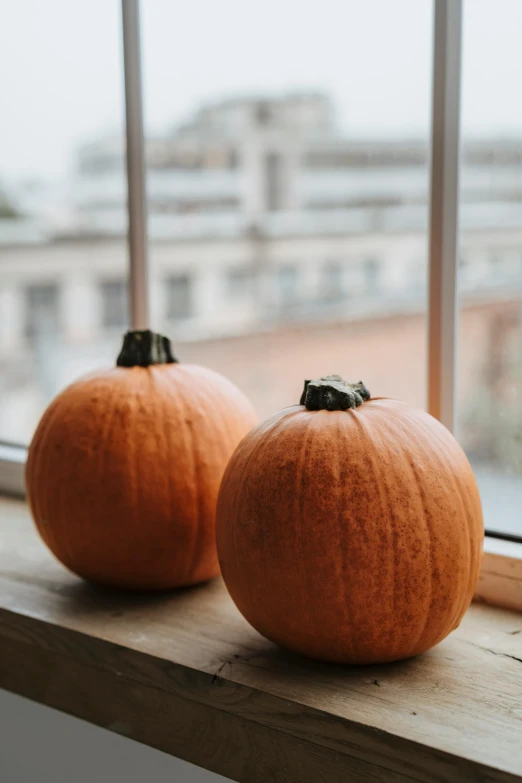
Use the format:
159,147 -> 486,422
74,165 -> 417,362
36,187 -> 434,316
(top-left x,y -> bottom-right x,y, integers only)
1,498 -> 521,783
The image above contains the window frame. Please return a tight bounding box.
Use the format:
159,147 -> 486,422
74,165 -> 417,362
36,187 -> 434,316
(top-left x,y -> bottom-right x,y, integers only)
0,0 -> 520,610
0,443 -> 25,497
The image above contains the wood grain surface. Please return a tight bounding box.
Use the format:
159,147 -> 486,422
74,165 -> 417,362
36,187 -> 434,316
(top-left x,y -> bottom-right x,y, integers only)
478,537 -> 522,613
1,497 -> 521,783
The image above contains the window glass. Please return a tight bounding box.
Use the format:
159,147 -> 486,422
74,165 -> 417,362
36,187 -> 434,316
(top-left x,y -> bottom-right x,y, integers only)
0,0 -> 125,444
143,0 -> 433,418
458,0 -> 522,536
1,0 -> 433,444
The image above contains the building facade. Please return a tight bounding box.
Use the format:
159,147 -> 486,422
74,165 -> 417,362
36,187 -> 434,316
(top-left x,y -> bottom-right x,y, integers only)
1,93 -> 522,448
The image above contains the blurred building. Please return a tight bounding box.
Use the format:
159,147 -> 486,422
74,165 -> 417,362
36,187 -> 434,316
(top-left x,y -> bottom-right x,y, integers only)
1,92 -> 522,450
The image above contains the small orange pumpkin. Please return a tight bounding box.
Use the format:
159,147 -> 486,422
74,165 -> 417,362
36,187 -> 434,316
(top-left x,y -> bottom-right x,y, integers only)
216,375 -> 484,664
26,330 -> 257,590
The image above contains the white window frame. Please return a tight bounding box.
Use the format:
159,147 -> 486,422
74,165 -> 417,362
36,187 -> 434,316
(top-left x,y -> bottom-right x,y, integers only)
1,0 -> 521,610
0,443 -> 25,497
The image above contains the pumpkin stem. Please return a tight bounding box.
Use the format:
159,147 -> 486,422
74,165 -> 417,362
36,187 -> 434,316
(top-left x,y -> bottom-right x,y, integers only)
300,376 -> 370,411
116,330 -> 178,368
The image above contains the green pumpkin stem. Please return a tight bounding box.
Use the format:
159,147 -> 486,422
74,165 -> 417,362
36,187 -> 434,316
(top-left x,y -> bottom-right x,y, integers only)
116,330 -> 178,368
300,376 -> 370,411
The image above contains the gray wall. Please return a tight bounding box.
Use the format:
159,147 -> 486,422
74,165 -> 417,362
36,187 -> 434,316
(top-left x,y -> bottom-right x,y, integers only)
0,689 -> 229,783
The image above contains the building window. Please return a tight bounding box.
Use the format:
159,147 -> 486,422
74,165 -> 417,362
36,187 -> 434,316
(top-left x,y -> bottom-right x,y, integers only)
25,284 -> 60,340
100,280 -> 128,329
226,268 -> 252,300
277,265 -> 299,302
363,258 -> 381,294
265,152 -> 284,211
323,261 -> 344,301
255,101 -> 276,126
409,258 -> 426,294
166,275 -> 192,320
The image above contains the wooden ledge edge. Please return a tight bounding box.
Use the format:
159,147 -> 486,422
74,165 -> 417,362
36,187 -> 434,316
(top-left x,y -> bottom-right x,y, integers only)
0,607 -> 519,783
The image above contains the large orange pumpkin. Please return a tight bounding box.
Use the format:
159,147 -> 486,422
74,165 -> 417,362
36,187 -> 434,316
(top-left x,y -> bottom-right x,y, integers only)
216,375 -> 484,664
26,330 -> 257,590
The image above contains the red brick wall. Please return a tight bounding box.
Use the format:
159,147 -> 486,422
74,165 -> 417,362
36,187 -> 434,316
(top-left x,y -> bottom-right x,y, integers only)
178,297 -> 522,422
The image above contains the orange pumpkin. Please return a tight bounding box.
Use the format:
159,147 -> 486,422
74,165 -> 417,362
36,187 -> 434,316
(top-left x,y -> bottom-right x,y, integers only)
26,330 -> 257,590
216,375 -> 484,664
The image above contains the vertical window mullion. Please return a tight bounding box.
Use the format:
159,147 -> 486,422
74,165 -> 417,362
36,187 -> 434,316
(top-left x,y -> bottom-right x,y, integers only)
121,0 -> 149,330
427,0 -> 463,433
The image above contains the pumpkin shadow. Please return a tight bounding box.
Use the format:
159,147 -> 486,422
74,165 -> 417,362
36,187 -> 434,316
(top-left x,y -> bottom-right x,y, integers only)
55,572 -> 219,621
244,642 -> 422,690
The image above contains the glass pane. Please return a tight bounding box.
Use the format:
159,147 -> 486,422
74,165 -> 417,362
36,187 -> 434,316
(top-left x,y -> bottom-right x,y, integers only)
458,0 -> 522,537
0,0 -> 126,445
141,0 -> 433,418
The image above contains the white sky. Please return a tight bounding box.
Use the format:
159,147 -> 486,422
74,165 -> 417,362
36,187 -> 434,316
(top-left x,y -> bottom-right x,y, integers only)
0,0 -> 521,181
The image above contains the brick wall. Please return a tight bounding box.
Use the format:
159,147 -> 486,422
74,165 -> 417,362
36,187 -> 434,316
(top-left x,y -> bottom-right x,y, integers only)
178,297 -> 522,425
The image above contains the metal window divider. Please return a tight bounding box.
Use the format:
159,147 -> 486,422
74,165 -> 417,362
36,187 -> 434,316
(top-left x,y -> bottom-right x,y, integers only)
427,0 -> 463,433
121,0 -> 149,330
